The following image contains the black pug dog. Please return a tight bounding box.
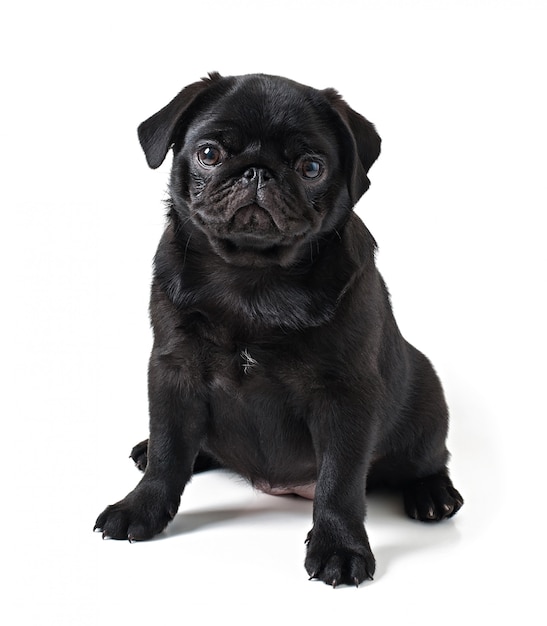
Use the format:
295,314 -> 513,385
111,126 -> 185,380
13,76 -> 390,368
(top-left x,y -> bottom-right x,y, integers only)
95,72 -> 463,587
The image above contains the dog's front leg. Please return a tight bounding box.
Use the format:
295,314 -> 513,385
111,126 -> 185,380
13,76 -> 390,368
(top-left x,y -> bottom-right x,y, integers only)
305,393 -> 378,587
94,355 -> 207,541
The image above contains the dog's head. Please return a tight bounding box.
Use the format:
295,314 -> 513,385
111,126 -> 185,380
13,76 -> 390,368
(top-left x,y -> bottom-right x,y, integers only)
138,73 -> 381,267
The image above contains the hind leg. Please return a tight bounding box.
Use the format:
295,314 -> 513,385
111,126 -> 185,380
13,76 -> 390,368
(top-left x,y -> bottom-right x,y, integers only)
130,439 -> 149,471
396,345 -> 464,521
403,471 -> 464,521
130,439 -> 221,474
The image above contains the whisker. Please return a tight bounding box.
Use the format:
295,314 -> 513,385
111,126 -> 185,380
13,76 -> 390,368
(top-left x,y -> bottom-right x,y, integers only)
182,232 -> 193,270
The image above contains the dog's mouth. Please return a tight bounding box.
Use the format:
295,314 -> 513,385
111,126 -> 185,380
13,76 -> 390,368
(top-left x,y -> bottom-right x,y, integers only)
192,200 -> 313,266
229,203 -> 276,234
194,202 -> 284,239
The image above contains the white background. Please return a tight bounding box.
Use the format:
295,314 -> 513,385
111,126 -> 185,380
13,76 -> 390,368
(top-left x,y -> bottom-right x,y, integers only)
2,0 -> 546,623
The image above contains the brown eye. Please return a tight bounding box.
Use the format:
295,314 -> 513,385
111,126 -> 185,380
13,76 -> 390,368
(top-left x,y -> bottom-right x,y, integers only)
299,158 -> 322,179
197,145 -> 222,167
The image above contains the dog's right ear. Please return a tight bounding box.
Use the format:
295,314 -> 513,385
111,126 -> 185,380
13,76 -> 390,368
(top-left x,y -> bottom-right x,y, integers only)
137,72 -> 222,169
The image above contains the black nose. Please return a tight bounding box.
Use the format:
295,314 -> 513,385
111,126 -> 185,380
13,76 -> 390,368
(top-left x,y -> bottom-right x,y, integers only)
242,167 -> 272,187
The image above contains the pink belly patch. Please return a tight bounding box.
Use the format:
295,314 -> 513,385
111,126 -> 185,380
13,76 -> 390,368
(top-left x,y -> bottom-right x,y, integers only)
255,482 -> 316,500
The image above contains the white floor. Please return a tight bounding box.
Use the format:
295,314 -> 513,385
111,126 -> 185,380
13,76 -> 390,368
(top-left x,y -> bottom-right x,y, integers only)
4,402 -> 542,624
3,1 -> 546,624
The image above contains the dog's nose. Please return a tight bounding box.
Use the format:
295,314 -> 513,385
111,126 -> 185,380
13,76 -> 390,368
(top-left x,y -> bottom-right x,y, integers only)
242,167 -> 272,188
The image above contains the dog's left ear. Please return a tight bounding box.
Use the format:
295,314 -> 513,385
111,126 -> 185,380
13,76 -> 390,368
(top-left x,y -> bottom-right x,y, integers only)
322,89 -> 381,205
138,72 -> 223,169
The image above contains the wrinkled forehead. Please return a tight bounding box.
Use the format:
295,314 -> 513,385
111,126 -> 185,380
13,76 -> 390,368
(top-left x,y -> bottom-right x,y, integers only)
185,76 -> 339,154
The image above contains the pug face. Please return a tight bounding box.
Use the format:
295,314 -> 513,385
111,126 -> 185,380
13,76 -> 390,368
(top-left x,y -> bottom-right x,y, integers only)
138,74 -> 381,267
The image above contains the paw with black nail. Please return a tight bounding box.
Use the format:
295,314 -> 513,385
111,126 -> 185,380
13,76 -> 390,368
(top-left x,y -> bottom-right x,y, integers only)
94,481 -> 179,541
129,439 -> 149,472
305,523 -> 375,587
403,472 -> 464,522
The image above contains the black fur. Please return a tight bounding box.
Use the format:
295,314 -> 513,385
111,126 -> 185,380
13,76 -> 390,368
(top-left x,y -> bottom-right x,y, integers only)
95,73 -> 463,587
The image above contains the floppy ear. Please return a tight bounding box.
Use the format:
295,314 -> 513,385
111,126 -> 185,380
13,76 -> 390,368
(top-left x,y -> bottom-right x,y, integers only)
322,88 -> 381,205
137,72 -> 222,169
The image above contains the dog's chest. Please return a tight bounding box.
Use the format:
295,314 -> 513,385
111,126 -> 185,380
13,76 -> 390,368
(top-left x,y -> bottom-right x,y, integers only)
185,319 -> 321,485
207,339 -> 284,392
184,313 -> 293,387
205,340 -> 318,486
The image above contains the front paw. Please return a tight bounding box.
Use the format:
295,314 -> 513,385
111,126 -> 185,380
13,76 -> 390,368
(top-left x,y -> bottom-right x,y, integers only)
94,482 -> 179,542
305,523 -> 375,587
